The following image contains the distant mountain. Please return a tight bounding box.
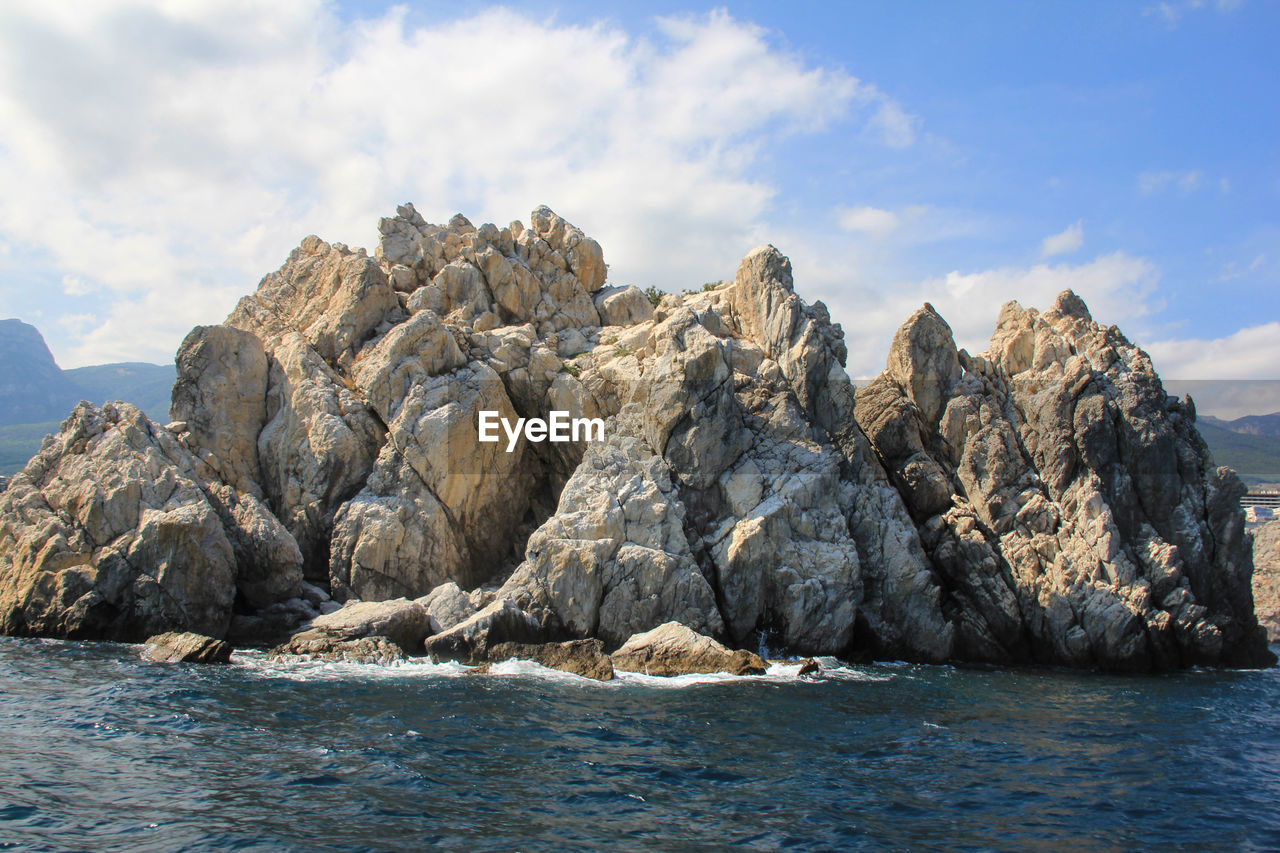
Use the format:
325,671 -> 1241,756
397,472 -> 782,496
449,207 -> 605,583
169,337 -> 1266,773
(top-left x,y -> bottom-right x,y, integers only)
0,319 -> 83,425
0,319 -> 174,474
1197,421 -> 1280,487
1202,412 -> 1280,438
63,362 -> 174,421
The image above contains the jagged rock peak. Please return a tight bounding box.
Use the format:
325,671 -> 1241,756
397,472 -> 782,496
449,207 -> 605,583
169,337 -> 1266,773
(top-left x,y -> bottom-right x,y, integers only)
0,207 -> 1270,673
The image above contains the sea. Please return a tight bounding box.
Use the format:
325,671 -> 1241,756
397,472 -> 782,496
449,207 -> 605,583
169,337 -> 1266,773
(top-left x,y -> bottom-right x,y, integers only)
1,637 -> 1278,852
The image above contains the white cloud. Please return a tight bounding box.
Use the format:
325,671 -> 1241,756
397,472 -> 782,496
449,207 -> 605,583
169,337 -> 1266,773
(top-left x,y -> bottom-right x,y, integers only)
1147,323 -> 1280,380
1147,0 -> 1244,28
61,275 -> 94,297
867,99 -> 918,148
1040,220 -> 1084,258
1218,253 -> 1266,282
835,205 -> 900,236
56,313 -> 97,336
0,3 -> 912,366
1138,170 -> 1204,194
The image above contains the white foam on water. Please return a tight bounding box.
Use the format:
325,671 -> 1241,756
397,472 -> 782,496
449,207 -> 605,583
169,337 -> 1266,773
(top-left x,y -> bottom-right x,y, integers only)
228,649 -> 896,688
230,649 -> 470,682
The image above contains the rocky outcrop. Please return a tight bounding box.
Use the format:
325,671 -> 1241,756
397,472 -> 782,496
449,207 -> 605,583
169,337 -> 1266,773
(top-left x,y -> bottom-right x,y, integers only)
611,622 -> 768,676
269,633 -> 406,665
482,638 -> 615,680
141,631 -> 232,664
0,402 -> 301,640
424,599 -> 542,664
302,597 -> 431,653
416,581 -> 478,632
855,296 -> 1271,670
0,204 -> 1268,673
1253,520 -> 1280,642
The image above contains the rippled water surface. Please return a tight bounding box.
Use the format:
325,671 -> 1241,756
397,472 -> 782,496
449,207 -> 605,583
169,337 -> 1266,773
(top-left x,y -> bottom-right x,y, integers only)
2,638 -> 1279,851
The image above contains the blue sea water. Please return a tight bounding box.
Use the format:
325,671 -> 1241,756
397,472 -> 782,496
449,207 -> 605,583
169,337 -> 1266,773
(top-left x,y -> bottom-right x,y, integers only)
1,638 -> 1279,852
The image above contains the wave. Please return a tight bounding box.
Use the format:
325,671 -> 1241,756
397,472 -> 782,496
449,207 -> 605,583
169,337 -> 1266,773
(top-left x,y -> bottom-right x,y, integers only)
230,649 -> 891,687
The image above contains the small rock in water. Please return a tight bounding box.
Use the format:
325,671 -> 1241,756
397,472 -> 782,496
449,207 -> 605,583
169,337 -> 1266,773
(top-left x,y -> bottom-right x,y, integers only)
141,632 -> 232,664
268,631 -> 406,665
611,622 -> 767,677
484,639 -> 615,681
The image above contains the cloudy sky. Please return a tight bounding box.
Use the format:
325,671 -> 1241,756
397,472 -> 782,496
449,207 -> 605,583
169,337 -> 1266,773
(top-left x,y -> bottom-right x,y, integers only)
0,1 -> 1276,409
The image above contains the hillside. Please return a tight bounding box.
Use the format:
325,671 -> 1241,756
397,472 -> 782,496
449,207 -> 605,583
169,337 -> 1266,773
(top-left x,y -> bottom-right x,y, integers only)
1197,421 -> 1280,486
1202,412 -> 1280,438
0,320 -> 174,474
0,319 -> 83,425
64,362 -> 174,420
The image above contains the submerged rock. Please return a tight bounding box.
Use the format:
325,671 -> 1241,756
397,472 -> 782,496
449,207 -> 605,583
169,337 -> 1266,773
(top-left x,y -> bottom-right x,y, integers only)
141,631 -> 232,664
483,638 -> 615,681
611,622 -> 768,676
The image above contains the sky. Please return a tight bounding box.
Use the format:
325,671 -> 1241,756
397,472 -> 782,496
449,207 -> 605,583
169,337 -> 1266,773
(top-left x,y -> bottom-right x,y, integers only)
0,1 -> 1276,415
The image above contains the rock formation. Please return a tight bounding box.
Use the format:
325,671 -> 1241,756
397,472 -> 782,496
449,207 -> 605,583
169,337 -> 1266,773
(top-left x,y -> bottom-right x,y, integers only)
0,203 -> 1270,672
855,298 -> 1268,670
141,631 -> 233,664
612,621 -> 768,676
1253,520 -> 1280,642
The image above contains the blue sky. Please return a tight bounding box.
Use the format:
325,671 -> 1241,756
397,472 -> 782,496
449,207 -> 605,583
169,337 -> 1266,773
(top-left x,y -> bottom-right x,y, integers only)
0,1 -> 1275,407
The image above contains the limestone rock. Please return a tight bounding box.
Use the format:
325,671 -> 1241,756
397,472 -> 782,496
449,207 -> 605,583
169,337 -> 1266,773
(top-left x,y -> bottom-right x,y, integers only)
530,204 -> 606,293
593,285 -> 653,327
0,403 -> 299,641
0,203 -> 1265,675
856,290 -> 1274,670
329,362 -> 532,600
171,325 -> 269,496
141,631 -> 232,664
1253,520 -> 1280,642
484,639 -> 615,680
424,599 -> 542,664
416,581 -> 478,633
227,235 -> 399,366
499,432 -> 724,647
256,333 -> 384,579
611,622 -> 767,676
305,597 -> 430,653
268,631 -> 406,665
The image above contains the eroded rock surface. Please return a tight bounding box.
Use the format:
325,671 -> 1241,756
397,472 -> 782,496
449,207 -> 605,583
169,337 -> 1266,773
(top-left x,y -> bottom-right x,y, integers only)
0,204 -> 1267,672
0,402 -> 300,640
269,632 -> 406,665
302,597 -> 431,653
856,295 -> 1271,670
1253,520 -> 1280,642
141,631 -> 232,664
483,638 -> 615,681
611,621 -> 767,676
